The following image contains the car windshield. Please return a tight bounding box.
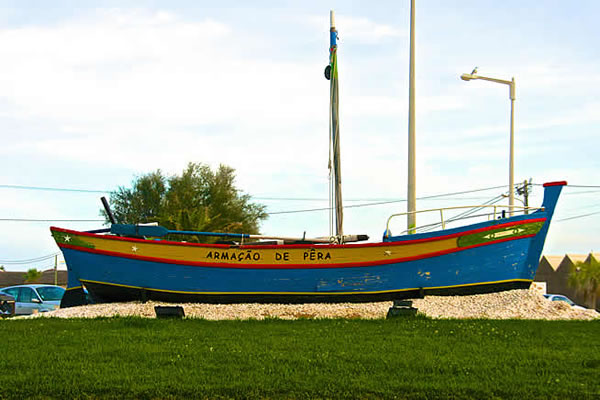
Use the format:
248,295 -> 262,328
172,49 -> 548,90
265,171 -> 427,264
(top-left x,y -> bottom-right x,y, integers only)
553,296 -> 575,306
36,286 -> 65,301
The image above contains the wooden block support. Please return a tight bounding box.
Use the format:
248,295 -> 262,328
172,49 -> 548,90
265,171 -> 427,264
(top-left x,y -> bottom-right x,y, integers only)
154,306 -> 185,319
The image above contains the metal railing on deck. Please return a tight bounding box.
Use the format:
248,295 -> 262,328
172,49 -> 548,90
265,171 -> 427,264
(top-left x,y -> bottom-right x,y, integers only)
385,204 -> 544,237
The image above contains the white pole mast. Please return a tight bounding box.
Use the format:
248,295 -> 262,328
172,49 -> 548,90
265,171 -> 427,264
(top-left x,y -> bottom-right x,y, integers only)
407,0 -> 417,233
509,77 -> 516,216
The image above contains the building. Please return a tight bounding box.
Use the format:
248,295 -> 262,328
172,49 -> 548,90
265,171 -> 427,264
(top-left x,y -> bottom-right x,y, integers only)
0,268 -> 68,288
534,253 -> 599,310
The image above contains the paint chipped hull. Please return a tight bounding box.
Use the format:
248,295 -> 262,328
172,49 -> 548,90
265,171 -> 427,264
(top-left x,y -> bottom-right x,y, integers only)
52,182 -> 565,307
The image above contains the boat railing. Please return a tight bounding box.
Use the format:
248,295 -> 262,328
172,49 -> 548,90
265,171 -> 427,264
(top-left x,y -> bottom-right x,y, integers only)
385,204 -> 544,237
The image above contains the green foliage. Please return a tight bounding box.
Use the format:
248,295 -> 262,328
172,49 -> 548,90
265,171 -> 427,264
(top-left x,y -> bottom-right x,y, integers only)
0,318 -> 599,399
569,255 -> 600,309
104,163 -> 267,241
110,170 -> 167,224
0,265 -> 4,271
22,268 -> 41,283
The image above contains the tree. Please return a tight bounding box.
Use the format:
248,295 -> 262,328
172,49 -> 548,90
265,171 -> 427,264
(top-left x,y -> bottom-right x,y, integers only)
109,170 -> 167,224
104,163 -> 268,242
0,265 -> 4,272
568,255 -> 600,310
23,268 -> 42,283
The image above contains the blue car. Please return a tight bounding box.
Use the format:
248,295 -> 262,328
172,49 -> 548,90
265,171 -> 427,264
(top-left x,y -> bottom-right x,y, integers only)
0,285 -> 65,315
543,294 -> 587,310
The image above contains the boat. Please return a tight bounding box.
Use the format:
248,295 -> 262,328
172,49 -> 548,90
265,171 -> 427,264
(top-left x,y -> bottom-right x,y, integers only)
51,11 -> 565,308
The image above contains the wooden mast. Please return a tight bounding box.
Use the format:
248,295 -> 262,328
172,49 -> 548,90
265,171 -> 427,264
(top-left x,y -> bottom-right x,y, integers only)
329,10 -> 344,240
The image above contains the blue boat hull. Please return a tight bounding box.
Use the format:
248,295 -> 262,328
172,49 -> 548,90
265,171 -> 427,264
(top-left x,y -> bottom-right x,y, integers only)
63,237 -> 535,304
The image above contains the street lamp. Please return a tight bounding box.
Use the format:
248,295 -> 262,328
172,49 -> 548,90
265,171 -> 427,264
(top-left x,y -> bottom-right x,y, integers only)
461,70 -> 516,216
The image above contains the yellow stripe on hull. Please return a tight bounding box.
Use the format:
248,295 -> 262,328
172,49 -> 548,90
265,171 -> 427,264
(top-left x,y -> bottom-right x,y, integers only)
56,232 -> 458,266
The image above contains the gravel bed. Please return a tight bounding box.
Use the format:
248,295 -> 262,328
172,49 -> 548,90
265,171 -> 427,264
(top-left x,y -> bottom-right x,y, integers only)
16,289 -> 599,320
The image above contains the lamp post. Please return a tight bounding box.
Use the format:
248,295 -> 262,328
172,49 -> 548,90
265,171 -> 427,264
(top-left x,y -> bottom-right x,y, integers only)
461,71 -> 516,216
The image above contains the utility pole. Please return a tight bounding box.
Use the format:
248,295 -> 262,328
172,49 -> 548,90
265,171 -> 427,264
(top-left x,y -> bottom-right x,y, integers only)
517,178 -> 531,214
523,179 -> 529,211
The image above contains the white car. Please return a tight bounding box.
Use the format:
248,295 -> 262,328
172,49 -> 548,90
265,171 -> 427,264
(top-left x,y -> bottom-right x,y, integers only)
543,294 -> 587,310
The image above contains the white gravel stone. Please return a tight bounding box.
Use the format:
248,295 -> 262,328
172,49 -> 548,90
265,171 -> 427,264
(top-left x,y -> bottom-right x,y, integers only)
16,289 -> 599,320
410,289 -> 599,320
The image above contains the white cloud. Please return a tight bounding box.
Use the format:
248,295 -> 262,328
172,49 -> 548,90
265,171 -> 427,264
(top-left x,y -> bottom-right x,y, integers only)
0,10 -> 330,174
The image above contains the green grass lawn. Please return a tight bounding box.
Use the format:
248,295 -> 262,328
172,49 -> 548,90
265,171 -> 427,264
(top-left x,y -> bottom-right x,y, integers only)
0,317 -> 598,399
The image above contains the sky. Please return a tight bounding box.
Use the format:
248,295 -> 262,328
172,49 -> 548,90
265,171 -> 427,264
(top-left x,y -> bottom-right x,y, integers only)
0,0 -> 598,271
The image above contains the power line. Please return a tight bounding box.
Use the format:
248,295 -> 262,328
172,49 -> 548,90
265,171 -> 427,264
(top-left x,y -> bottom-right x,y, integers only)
0,184 -> 109,193
3,182 -> 599,193
0,219 -> 104,222
0,253 -> 60,264
563,184 -> 600,188
253,196 -> 394,202
556,211 -> 600,222
254,196 -> 493,202
532,183 -> 600,189
1,183 -> 512,201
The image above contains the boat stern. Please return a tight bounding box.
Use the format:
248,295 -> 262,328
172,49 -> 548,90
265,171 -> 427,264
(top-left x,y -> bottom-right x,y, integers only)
523,181 -> 567,279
